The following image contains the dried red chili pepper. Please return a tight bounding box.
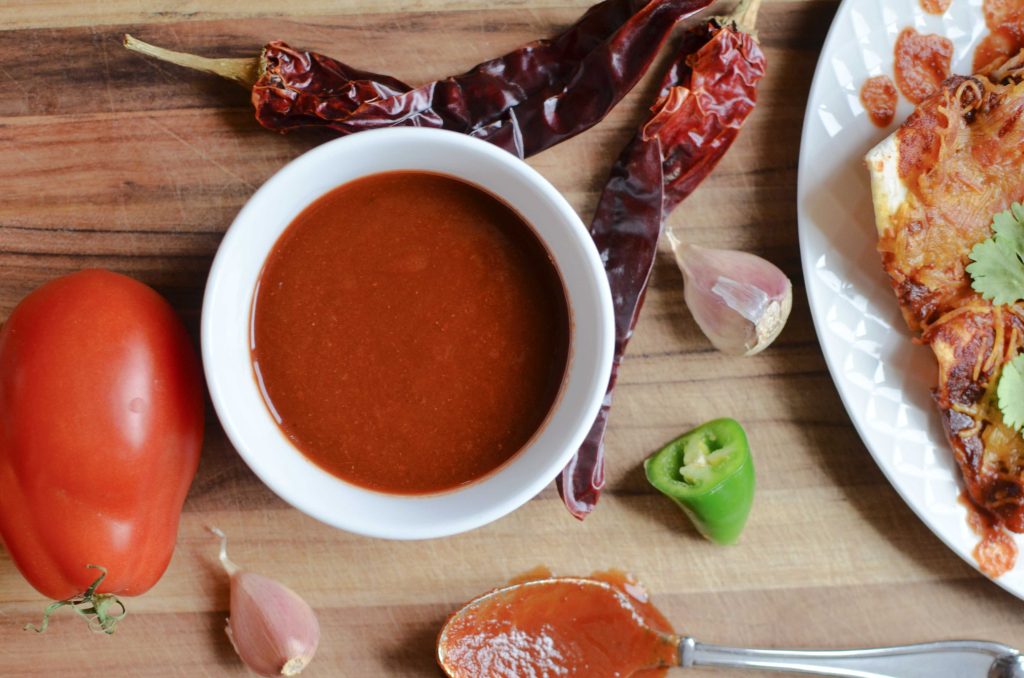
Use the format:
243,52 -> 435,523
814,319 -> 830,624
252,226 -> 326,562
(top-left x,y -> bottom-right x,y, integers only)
124,0 -> 712,157
557,0 -> 766,519
123,0 -> 761,520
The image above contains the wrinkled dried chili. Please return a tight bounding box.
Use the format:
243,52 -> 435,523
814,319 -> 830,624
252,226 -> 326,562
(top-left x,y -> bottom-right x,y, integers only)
124,0 -> 712,158
557,0 -> 766,519
124,0 -> 764,520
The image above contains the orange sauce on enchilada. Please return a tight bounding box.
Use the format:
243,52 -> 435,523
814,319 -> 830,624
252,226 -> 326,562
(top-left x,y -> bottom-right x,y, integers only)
974,0 -> 1024,72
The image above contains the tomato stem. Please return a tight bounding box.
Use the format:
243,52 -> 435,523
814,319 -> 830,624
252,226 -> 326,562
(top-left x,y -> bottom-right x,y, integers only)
24,565 -> 127,634
711,0 -> 762,39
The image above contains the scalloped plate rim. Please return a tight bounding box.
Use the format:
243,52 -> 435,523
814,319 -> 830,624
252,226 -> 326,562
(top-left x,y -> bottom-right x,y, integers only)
796,0 -> 1023,598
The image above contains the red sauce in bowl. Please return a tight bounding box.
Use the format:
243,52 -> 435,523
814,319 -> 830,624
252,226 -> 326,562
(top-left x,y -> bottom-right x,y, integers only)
251,171 -> 570,494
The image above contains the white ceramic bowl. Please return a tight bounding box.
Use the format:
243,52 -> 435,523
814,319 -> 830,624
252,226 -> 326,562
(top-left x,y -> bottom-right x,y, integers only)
202,128 -> 614,539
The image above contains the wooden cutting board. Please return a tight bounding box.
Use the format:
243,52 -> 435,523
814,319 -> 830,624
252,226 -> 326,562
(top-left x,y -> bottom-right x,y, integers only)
0,0 -> 1021,675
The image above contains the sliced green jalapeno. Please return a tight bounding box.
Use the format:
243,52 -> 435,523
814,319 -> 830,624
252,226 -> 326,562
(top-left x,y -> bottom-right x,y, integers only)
644,418 -> 755,545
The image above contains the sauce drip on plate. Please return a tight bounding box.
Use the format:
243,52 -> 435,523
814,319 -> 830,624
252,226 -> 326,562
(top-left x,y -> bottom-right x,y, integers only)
894,28 -> 954,104
960,492 -> 1019,578
860,75 -> 899,127
251,171 -> 570,494
920,0 -> 952,14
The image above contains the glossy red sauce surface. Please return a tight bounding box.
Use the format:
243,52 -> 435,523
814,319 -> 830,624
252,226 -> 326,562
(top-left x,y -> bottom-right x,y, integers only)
974,0 -> 1024,71
439,572 -> 677,678
894,28 -> 954,104
251,171 -> 569,494
860,75 -> 899,127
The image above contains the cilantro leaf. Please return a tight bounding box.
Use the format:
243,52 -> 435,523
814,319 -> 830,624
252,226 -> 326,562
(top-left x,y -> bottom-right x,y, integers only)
998,353 -> 1024,432
995,202 -> 1024,252
967,202 -> 1024,305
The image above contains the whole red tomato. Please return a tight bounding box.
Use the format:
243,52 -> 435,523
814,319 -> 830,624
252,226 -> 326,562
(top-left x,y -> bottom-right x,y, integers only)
0,269 -> 203,601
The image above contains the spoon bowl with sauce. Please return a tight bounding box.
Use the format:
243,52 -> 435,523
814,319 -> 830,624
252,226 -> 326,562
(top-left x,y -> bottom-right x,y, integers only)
438,576 -> 1023,678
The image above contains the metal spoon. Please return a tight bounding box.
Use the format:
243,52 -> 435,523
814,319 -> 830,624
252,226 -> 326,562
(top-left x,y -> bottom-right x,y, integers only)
437,577 -> 1024,678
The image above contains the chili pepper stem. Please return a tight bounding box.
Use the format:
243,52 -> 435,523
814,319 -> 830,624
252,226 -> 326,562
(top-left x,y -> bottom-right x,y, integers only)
208,525 -> 242,577
23,565 -> 127,634
715,0 -> 762,37
123,34 -> 259,88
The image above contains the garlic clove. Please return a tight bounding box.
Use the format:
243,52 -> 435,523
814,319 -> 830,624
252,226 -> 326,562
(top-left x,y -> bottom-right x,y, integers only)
227,571 -> 321,677
210,527 -> 320,677
670,235 -> 793,356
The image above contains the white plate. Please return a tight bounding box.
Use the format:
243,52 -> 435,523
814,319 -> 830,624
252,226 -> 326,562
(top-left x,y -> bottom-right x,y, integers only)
797,0 -> 1024,597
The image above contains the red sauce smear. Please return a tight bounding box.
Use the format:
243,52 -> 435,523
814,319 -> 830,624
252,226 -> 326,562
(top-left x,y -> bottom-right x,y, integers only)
251,171 -> 569,494
959,492 -> 1018,578
921,0 -> 952,14
440,571 -> 676,677
974,0 -> 1024,72
860,75 -> 899,127
894,28 -> 954,104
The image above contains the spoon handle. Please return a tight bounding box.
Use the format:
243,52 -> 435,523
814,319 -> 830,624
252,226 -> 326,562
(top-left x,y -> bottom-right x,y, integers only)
679,637 -> 1023,677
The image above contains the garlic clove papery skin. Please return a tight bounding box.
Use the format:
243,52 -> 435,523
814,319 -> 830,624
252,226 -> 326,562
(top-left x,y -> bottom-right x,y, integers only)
672,240 -> 793,356
227,571 -> 321,677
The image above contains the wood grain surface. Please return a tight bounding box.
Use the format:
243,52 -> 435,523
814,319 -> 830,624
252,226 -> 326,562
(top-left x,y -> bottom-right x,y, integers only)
0,0 -> 1021,675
